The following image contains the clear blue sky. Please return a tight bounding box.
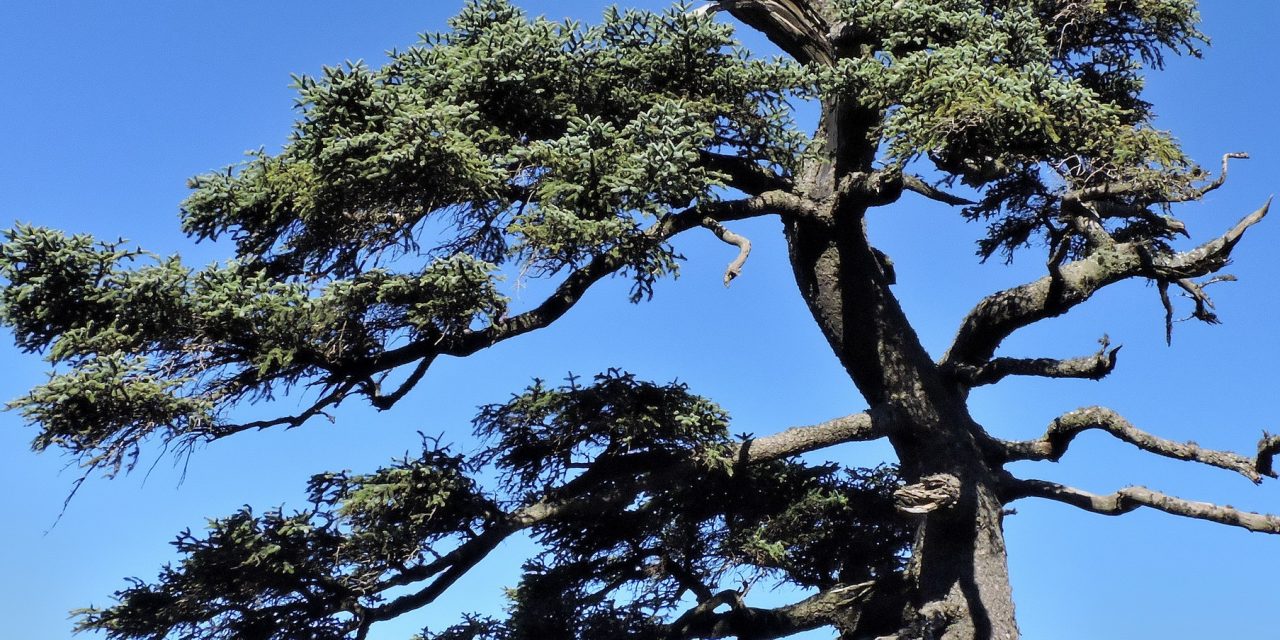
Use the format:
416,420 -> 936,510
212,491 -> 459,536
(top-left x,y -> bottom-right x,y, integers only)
1,3 -> 1277,638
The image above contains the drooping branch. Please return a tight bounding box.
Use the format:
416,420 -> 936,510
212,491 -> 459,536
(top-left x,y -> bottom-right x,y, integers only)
942,198 -> 1270,369
1005,478 -> 1280,534
950,337 -> 1120,387
999,406 -> 1276,483
702,218 -> 752,285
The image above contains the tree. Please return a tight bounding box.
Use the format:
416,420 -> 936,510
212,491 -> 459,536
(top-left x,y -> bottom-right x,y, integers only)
2,0 -> 1277,638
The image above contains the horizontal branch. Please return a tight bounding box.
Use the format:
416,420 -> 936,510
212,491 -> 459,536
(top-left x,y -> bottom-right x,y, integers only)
1006,478 -> 1280,534
901,174 -> 975,206
943,198 -> 1270,368
1069,152 -> 1249,205
700,150 -> 792,195
1000,406 -> 1274,483
951,341 -> 1120,388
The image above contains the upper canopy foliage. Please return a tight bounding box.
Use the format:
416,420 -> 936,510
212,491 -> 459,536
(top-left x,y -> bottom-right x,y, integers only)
1,0 -> 1248,638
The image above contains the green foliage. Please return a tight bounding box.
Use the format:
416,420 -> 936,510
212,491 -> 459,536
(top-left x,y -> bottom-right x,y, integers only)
76,442 -> 495,640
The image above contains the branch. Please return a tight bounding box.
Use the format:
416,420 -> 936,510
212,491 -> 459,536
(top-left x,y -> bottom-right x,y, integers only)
700,151 -> 792,195
942,198 -> 1270,368
663,582 -> 884,640
1000,406 -> 1275,483
701,218 -> 752,285
359,192 -> 815,379
901,174 -> 976,206
1006,478 -> 1280,534
1068,153 -> 1249,205
705,0 -> 835,65
355,409 -> 891,633
951,337 -> 1120,387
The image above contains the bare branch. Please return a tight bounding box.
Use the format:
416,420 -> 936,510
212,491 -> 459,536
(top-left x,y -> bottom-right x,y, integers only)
735,408 -> 891,464
702,218 -> 752,285
952,336 -> 1120,387
1006,478 -> 1280,534
901,174 -> 975,206
942,198 -> 1270,369
1000,406 -> 1273,483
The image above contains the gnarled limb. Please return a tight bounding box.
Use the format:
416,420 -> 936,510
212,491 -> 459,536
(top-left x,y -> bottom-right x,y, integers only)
999,406 -> 1276,483
1005,478 -> 1280,534
662,581 -> 898,640
942,198 -> 1270,369
701,218 -> 753,286
950,336 -> 1120,387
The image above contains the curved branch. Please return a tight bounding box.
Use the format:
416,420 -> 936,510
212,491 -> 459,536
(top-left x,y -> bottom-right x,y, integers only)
706,0 -> 835,65
702,218 -> 752,285
1006,478 -> 1280,534
943,198 -> 1270,369
358,191 -> 815,380
1000,406 -> 1274,483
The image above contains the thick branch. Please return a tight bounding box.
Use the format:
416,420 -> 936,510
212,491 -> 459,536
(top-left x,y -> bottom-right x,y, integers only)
664,582 -> 883,640
708,0 -> 835,65
1006,479 -> 1280,534
1001,406 -> 1275,483
700,151 -> 793,195
943,198 -> 1270,368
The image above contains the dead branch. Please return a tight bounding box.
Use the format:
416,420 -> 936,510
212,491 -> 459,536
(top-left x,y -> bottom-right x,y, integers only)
901,174 -> 976,206
1006,478 -> 1280,534
702,218 -> 753,286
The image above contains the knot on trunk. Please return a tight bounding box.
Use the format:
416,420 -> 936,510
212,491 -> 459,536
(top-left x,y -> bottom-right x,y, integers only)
894,474 -> 961,515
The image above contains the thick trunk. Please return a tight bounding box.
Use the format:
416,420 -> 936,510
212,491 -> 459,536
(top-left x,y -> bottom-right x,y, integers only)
786,171 -> 1019,638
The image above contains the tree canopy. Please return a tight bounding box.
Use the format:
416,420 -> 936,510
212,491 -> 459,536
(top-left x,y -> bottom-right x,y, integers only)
3,1 -> 1278,639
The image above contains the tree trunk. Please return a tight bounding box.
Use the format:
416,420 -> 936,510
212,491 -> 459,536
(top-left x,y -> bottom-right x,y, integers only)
784,182 -> 1020,637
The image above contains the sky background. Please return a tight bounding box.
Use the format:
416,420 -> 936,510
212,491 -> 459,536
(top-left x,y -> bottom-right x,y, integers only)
1,2 -> 1278,638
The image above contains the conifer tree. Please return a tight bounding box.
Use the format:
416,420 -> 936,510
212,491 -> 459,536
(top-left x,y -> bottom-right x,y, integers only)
3,1 -> 1276,638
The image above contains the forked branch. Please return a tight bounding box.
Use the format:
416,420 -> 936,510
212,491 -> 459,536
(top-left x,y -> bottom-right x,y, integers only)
663,581 -> 892,640
943,198 -> 1270,369
1006,479 -> 1280,534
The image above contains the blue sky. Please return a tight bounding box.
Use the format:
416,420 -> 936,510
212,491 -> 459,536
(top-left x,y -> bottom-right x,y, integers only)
1,2 -> 1278,638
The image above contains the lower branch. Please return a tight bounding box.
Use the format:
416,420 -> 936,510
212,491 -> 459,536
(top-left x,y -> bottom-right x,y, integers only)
1006,478 -> 1280,534
664,581 -> 888,640
999,406 -> 1274,483
702,218 -> 752,286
